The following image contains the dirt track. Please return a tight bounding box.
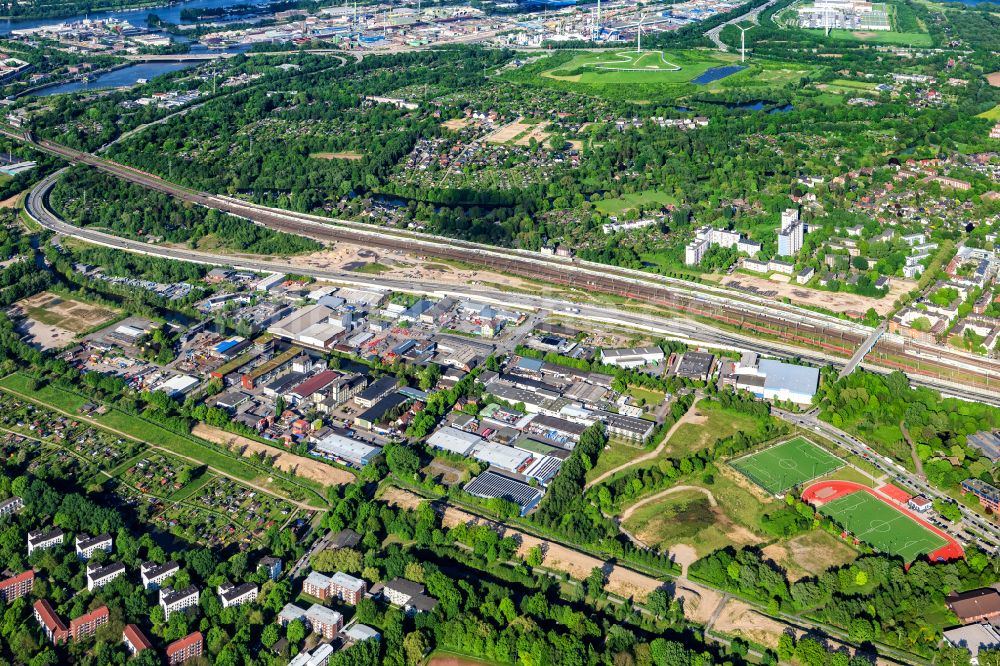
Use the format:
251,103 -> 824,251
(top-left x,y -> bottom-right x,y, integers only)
585,399 -> 700,489
193,424 -> 355,487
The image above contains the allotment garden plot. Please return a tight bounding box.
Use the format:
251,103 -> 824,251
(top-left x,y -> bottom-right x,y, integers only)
730,436 -> 843,495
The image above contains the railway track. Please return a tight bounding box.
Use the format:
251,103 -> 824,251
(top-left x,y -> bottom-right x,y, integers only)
10,130 -> 1000,391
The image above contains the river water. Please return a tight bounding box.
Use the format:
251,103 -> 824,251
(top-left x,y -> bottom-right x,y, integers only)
14,0 -> 257,95
0,0 -> 248,36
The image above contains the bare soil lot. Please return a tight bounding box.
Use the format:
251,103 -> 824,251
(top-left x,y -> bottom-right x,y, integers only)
193,424 -> 355,486
441,118 -> 471,130
12,291 -> 118,349
987,72 -> 1000,87
311,151 -> 363,160
285,242 -> 538,293
761,530 -> 858,581
723,274 -> 914,316
514,123 -> 552,146
18,291 -> 118,333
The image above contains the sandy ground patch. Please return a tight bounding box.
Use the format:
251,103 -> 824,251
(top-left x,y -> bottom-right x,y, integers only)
724,273 -> 913,316
17,291 -> 117,333
311,151 -> 363,160
713,599 -> 789,648
15,318 -> 76,350
712,598 -> 901,665
485,118 -> 533,144
284,241 -> 538,293
514,123 -> 551,147
670,543 -> 698,577
441,118 -> 470,130
194,423 -> 355,486
568,140 -> 584,150
989,72 -> 1000,87
769,274 -> 791,283
0,193 -> 21,208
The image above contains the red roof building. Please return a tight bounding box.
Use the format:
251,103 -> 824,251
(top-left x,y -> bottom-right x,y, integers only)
0,569 -> 34,602
70,606 -> 109,640
123,624 -> 153,655
167,631 -> 203,664
33,599 -> 68,644
290,370 -> 341,400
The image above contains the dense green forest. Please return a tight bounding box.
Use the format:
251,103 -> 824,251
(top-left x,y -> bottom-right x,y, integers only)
818,371 -> 1000,492
50,166 -> 321,255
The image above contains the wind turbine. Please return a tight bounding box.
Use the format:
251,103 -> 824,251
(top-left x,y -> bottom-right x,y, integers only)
736,24 -> 754,63
636,13 -> 647,54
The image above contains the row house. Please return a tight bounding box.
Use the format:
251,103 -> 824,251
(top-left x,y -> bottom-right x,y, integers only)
167,631 -> 203,665
123,624 -> 153,655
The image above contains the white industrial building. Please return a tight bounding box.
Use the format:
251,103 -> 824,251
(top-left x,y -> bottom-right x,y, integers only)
426,426 -> 482,456
312,433 -> 382,467
600,347 -> 665,368
729,353 -> 819,404
268,304 -> 348,350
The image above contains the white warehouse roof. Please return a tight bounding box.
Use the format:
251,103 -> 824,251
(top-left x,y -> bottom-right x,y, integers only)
426,426 -> 481,456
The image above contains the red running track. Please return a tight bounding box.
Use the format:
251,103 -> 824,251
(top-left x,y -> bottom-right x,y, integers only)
801,480 -> 964,563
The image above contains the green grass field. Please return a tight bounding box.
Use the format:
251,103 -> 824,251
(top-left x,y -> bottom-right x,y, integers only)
818,491 -> 946,562
546,50 -> 731,85
803,28 -> 933,46
977,104 -> 1000,121
730,437 -> 843,494
595,190 -> 678,215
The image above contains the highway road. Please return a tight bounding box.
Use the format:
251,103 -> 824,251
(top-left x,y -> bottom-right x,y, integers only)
704,0 -> 782,50
774,408 -> 1000,554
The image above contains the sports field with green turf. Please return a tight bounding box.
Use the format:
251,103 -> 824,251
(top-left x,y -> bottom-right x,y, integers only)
818,491 -> 947,562
730,436 -> 843,494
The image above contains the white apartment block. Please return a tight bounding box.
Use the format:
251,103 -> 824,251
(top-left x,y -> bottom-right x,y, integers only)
76,533 -> 113,560
218,583 -> 258,608
160,586 -> 200,619
684,226 -> 762,265
27,529 -> 64,556
141,561 -> 179,590
777,208 -> 804,257
87,562 -> 126,592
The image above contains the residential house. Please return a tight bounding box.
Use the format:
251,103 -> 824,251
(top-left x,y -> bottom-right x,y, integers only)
123,624 -> 153,655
